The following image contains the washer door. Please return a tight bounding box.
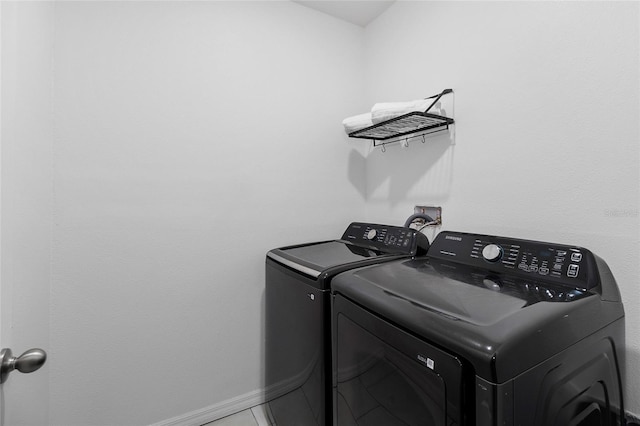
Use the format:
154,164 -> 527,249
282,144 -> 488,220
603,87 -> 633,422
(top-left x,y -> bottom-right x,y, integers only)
333,294 -> 468,426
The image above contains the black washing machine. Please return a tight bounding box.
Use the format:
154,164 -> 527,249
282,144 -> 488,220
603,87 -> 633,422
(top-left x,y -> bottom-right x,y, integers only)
264,222 -> 430,426
332,231 -> 625,426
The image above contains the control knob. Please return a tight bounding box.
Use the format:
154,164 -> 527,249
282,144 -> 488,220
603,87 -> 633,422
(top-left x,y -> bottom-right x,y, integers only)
366,229 -> 377,240
483,277 -> 502,291
482,244 -> 503,262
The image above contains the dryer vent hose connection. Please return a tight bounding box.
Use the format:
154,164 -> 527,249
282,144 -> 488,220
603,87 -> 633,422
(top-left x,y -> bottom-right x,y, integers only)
404,213 -> 435,229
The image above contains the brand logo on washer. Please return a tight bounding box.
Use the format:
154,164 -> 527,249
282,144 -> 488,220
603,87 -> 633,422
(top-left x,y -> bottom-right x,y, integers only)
417,354 -> 435,370
445,235 -> 462,242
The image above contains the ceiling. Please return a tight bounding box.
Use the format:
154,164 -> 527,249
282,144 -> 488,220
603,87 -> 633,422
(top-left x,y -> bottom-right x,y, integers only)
292,1 -> 396,27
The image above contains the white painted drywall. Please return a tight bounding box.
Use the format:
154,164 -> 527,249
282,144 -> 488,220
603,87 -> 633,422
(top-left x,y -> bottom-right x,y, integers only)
361,1 -> 640,417
0,2 -> 53,424
50,1 -> 365,424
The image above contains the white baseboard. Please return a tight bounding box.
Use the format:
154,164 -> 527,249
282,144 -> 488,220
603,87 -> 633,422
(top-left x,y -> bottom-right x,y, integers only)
151,388 -> 266,426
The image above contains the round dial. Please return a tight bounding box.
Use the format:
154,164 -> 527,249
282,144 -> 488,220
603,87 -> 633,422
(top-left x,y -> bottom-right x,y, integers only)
366,229 -> 377,240
482,244 -> 503,262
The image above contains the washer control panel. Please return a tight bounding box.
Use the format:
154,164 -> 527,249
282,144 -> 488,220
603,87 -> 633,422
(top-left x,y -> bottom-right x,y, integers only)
429,231 -> 597,290
429,260 -> 590,303
341,222 -> 430,256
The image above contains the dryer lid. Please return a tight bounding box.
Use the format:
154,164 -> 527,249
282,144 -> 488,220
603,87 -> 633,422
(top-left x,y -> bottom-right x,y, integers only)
267,222 -> 430,280
268,240 -> 396,280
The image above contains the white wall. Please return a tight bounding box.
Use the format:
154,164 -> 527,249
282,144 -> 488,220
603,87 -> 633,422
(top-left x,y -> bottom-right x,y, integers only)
0,2 -> 53,424
362,1 -> 640,417
51,2 -> 365,425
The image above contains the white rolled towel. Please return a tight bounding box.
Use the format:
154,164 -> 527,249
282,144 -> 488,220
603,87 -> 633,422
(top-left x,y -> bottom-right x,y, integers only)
342,112 -> 373,134
371,99 -> 442,124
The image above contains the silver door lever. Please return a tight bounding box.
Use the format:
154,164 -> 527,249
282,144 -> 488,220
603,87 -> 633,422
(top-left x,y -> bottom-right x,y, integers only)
0,348 -> 47,383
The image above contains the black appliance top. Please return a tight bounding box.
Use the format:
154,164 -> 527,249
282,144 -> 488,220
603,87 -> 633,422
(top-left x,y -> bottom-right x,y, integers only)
331,230 -> 625,383
266,222 -> 430,285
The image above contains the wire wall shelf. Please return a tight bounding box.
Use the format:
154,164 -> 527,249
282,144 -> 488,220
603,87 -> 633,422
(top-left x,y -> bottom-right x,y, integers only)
348,88 -> 454,150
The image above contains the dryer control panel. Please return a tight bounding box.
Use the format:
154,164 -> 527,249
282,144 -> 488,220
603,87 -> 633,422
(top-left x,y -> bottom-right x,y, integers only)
428,231 -> 598,290
341,222 -> 430,256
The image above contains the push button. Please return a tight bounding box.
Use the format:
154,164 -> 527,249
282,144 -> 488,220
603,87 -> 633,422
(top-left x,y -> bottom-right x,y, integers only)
571,252 -> 582,262
567,264 -> 579,278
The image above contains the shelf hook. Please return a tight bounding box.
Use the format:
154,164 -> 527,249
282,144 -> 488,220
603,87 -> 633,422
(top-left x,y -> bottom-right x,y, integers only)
422,134 -> 426,143
381,143 -> 386,153
403,137 -> 409,148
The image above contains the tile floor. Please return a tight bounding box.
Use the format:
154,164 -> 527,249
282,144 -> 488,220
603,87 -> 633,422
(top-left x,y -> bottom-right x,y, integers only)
202,405 -> 273,426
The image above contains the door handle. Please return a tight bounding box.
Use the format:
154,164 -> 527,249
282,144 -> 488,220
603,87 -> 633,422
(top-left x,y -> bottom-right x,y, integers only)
0,348 -> 47,384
